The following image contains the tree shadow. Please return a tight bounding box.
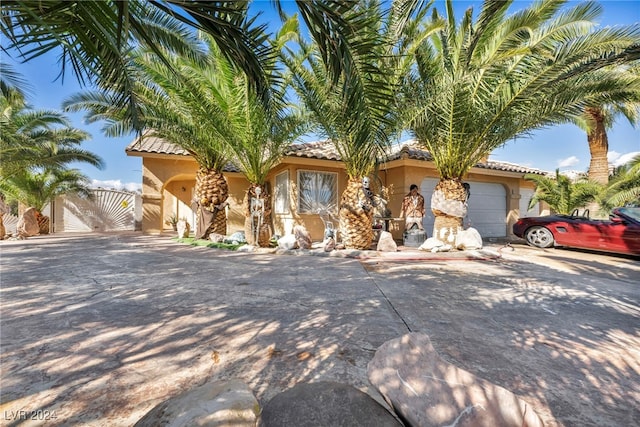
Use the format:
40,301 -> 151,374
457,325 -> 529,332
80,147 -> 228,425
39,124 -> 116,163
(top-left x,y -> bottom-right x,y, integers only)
0,234 -> 408,425
365,255 -> 639,426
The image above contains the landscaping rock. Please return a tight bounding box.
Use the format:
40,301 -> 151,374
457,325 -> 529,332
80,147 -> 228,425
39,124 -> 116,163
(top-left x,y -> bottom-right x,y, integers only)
278,234 -> 298,250
377,231 -> 398,252
134,379 -> 259,427
368,332 -> 544,427
324,236 -> 336,252
294,225 -> 312,249
455,227 -> 483,250
209,233 -> 225,243
16,207 -> 39,238
258,381 -> 402,427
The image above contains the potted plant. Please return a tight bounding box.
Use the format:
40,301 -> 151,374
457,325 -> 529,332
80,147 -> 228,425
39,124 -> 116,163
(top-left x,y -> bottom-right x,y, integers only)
165,213 -> 179,231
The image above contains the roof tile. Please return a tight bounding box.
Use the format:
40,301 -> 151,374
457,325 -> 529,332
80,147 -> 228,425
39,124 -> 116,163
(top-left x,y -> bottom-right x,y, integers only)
127,136 -> 546,176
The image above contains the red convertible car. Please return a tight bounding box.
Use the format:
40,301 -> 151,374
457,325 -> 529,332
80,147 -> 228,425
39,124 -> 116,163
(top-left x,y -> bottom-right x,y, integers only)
513,207 -> 640,255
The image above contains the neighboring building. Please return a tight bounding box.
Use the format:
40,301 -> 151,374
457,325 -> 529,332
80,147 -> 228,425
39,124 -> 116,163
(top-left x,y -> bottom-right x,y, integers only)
125,137 -> 545,241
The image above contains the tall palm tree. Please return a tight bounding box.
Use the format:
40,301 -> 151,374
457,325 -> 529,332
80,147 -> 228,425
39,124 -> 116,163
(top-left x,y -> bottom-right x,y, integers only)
525,170 -> 602,215
223,20 -> 309,246
580,86 -> 640,185
0,167 -> 93,234
65,35 -> 234,239
406,0 -> 640,241
285,0 -> 436,249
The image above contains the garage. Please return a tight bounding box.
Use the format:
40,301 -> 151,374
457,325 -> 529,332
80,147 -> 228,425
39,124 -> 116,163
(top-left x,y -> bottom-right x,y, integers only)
420,178 -> 507,238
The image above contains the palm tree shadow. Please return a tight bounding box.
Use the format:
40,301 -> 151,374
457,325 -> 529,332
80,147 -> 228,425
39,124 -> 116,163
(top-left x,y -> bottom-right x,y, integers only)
366,255 -> 639,426
0,235 -> 407,425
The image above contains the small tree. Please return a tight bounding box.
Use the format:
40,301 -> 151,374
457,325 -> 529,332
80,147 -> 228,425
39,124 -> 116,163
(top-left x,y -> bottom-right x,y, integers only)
599,155 -> 640,209
525,170 -> 603,215
0,168 -> 94,233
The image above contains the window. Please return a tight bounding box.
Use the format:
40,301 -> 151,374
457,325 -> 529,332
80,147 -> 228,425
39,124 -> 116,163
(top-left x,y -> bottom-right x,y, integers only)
274,171 -> 290,214
297,171 -> 338,214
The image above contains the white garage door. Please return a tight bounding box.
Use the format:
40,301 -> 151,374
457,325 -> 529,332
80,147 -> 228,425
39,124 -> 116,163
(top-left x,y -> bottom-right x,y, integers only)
420,178 -> 507,238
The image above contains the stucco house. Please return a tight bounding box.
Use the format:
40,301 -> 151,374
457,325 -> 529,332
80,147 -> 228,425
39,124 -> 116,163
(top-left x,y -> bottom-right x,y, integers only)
125,137 -> 546,242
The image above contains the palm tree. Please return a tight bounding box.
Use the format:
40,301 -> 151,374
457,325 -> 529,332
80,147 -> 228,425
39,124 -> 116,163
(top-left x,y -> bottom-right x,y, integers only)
0,76 -> 103,236
568,63 -> 640,185
285,0 -> 436,249
1,0 -> 274,129
66,24 -> 307,244
65,35 -> 234,240
2,0 -> 386,130
581,91 -> 640,185
1,88 -> 103,180
525,170 -> 602,215
214,17 -> 309,247
599,155 -> 640,209
406,0 -> 640,241
0,167 -> 93,234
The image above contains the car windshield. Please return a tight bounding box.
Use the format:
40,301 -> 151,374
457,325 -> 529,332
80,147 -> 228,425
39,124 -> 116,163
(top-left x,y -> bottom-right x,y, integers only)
616,207 -> 640,222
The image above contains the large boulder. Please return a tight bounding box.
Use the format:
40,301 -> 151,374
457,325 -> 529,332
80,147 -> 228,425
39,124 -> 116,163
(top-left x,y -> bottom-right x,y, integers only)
16,207 -> 40,238
368,333 -> 544,427
258,381 -> 402,427
135,379 -> 259,427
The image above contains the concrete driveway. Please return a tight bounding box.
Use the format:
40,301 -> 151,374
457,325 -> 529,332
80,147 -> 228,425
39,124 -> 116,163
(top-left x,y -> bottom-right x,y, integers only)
1,233 -> 638,426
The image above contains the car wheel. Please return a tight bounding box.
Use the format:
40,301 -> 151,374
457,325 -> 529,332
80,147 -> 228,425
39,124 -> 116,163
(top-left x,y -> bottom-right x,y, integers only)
525,226 -> 555,248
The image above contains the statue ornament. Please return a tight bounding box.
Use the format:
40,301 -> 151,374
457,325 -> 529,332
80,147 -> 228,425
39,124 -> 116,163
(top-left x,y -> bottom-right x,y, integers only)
250,186 -> 265,245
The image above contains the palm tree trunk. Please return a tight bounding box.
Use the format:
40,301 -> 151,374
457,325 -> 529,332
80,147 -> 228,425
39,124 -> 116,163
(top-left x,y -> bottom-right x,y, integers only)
339,177 -> 374,250
586,107 -> 610,185
243,184 -> 272,247
194,167 -> 228,239
431,179 -> 467,243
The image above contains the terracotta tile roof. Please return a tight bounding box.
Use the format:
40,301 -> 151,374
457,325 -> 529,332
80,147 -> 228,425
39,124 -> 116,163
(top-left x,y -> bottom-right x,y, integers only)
283,140 -> 342,161
383,140 -> 546,175
126,134 -> 190,156
125,134 -> 240,173
127,136 -> 545,176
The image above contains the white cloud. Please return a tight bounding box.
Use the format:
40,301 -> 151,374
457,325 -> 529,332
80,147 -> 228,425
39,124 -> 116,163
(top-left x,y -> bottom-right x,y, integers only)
91,179 -> 141,193
611,151 -> 640,167
607,151 -> 621,163
558,156 -> 579,168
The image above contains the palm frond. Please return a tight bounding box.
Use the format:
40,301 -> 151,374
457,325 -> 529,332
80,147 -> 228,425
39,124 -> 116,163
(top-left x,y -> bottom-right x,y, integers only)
407,0 -> 640,180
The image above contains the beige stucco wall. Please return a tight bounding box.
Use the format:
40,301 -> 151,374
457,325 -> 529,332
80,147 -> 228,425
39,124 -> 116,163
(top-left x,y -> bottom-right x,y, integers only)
267,159 -> 348,241
134,151 -> 543,240
138,155 -> 252,234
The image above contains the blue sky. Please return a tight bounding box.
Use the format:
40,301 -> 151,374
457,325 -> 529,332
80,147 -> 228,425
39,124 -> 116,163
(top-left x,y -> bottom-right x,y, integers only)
4,0 -> 639,191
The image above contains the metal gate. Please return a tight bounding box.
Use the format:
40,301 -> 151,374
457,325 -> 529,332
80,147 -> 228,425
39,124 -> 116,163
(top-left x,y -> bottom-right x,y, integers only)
53,189 -> 142,232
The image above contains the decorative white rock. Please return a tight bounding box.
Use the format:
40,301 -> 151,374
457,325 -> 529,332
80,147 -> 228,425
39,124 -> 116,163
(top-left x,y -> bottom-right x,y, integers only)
377,231 -> 398,252
134,379 -> 259,427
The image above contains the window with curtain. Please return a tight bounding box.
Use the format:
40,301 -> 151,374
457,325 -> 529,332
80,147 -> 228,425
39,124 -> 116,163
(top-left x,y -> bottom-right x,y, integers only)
297,171 -> 338,214
274,171 -> 290,214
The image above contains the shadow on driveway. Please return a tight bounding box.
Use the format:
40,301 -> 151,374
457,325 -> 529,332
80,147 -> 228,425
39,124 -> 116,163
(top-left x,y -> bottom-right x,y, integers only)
1,233 -> 638,426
